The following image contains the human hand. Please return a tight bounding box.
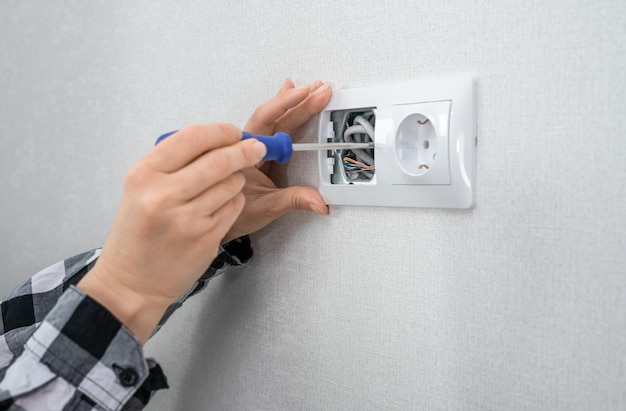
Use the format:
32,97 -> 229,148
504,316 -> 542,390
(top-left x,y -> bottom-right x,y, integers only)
223,79 -> 332,242
78,124 -> 266,343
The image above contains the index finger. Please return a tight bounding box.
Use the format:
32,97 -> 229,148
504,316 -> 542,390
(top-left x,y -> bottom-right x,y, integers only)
145,123 -> 242,173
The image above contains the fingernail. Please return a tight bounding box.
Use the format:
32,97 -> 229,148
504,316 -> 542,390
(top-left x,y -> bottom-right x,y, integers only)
253,141 -> 266,160
312,84 -> 330,95
310,203 -> 329,215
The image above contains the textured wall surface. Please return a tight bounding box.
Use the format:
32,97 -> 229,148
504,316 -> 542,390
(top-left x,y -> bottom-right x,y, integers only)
1,1 -> 625,410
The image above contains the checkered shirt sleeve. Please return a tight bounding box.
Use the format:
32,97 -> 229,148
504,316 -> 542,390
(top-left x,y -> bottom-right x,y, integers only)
0,236 -> 253,410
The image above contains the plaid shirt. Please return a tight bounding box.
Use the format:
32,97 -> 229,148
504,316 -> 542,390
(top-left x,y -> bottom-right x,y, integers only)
0,237 -> 252,411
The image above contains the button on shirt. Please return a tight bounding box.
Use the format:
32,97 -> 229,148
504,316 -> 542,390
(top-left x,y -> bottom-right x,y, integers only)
0,236 -> 253,410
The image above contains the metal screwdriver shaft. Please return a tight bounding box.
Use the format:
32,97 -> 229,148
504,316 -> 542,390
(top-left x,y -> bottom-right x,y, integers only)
292,142 -> 374,151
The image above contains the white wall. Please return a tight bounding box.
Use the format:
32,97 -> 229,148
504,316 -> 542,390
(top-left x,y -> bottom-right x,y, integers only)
1,1 -> 625,409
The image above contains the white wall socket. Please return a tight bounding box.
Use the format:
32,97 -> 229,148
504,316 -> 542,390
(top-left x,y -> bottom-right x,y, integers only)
317,76 -> 476,208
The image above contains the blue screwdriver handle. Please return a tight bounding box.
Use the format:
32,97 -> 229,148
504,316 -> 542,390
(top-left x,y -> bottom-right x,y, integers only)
155,130 -> 293,164
241,131 -> 292,163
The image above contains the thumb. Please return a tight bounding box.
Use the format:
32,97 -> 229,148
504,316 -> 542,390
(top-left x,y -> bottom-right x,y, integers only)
269,186 -> 329,217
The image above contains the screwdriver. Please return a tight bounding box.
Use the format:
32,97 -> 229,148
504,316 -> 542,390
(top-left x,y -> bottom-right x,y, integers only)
155,130 -> 374,163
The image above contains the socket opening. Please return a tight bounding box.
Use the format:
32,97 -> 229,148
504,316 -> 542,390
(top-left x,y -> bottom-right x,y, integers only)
395,113 -> 437,176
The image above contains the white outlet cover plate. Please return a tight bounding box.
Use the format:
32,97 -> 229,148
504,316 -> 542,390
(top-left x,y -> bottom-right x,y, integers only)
317,76 -> 476,208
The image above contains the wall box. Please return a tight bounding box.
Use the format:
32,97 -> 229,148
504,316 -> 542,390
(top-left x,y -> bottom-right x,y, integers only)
317,76 -> 476,209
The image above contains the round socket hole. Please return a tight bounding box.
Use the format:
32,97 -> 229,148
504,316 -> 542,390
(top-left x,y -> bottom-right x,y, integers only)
395,114 -> 437,176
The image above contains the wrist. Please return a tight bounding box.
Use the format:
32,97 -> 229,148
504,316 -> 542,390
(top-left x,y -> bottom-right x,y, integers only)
77,262 -> 170,345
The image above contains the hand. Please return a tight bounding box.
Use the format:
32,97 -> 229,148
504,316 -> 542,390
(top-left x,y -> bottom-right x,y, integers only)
223,79 -> 332,242
78,123 -> 266,343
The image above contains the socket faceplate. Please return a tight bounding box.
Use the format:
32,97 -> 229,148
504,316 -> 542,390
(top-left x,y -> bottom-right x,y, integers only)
317,76 -> 476,208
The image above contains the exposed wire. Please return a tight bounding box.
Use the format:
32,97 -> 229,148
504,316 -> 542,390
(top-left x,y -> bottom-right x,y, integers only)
343,157 -> 375,169
340,110 -> 375,181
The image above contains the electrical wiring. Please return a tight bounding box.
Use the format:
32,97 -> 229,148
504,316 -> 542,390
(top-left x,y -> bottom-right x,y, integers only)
343,157 -> 375,170
339,110 -> 375,181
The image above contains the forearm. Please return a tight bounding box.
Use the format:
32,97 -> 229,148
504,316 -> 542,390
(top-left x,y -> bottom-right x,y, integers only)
77,262 -> 168,345
77,236 -> 254,344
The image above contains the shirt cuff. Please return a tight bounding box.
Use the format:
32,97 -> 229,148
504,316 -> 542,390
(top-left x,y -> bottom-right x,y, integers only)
213,235 -> 254,271
21,286 -> 162,410
191,235 -> 253,293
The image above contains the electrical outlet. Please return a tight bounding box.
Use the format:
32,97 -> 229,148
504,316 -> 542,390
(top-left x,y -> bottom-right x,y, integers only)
317,76 -> 476,208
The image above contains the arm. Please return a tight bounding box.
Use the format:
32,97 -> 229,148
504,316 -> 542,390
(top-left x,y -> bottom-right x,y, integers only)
0,125 -> 264,411
0,80 -> 332,410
